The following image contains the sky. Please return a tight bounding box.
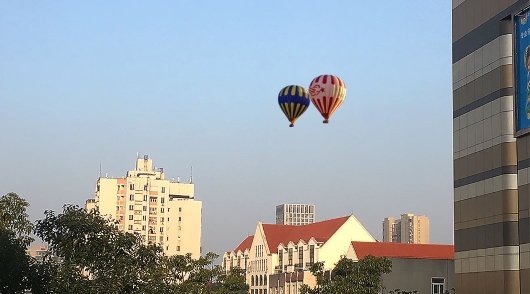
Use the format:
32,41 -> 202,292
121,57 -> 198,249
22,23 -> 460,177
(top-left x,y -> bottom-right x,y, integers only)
0,1 -> 453,256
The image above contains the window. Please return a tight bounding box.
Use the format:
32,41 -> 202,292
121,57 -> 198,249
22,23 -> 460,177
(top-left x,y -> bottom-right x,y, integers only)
143,195 -> 147,201
129,215 -> 133,220
431,278 -> 445,294
298,246 -> 303,265
161,208 -> 164,213
128,205 -> 134,210
160,227 -> 164,232
177,246 -> 180,251
142,225 -> 146,230
288,248 -> 293,265
150,197 -> 157,202
128,225 -> 133,230
179,207 -> 182,212
143,206 -> 147,211
129,194 -> 134,201
129,184 -> 134,190
116,206 -> 119,211
160,217 -> 164,222
161,197 -> 165,203
161,187 -> 165,193
278,249 -> 283,267
178,217 -> 181,221
309,245 -> 315,264
144,185 -> 148,191
142,216 -> 147,221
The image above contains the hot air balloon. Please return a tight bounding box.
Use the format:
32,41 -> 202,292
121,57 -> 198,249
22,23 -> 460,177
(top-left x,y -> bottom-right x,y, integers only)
308,75 -> 346,123
278,85 -> 310,127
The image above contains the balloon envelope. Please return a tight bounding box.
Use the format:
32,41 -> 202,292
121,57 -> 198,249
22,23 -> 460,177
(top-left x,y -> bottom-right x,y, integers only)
278,85 -> 310,127
308,75 -> 346,123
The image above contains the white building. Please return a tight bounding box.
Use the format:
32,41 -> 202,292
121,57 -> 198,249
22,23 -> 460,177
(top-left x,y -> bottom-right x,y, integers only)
223,215 -> 376,294
276,204 -> 315,226
86,155 -> 202,258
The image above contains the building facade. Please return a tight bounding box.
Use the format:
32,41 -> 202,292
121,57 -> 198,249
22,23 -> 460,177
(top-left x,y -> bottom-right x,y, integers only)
275,204 -> 315,226
86,155 -> 202,258
346,242 -> 454,294
452,1 -> 530,293
27,244 -> 52,262
382,214 -> 430,244
223,215 -> 376,294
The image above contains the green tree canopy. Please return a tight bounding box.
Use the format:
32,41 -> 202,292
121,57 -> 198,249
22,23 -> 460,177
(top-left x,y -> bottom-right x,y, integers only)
33,204 -> 248,294
0,192 -> 34,245
299,255 -> 392,294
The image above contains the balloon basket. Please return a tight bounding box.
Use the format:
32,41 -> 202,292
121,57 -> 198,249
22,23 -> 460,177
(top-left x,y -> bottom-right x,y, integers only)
323,119 -> 329,124
289,124 -> 294,127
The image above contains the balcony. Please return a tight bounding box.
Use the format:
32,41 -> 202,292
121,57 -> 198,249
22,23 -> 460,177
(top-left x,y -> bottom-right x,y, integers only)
294,263 -> 304,270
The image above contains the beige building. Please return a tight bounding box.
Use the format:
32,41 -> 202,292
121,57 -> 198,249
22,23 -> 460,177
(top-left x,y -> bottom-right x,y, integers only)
382,213 -> 429,244
27,244 -> 52,262
223,215 -> 376,294
275,204 -> 315,226
86,155 -> 202,258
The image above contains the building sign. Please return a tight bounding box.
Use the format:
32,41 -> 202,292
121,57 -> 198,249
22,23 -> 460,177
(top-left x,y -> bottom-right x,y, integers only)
515,8 -> 530,136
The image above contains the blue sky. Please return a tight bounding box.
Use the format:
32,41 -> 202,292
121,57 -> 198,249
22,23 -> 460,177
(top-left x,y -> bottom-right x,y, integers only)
0,1 -> 452,255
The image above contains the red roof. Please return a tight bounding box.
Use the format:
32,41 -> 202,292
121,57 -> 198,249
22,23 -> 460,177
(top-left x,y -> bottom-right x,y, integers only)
351,241 -> 454,260
262,216 -> 350,253
233,235 -> 254,253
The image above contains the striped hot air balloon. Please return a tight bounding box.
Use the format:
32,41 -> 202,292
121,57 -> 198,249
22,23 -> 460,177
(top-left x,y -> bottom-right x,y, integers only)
278,85 -> 310,127
308,75 -> 346,123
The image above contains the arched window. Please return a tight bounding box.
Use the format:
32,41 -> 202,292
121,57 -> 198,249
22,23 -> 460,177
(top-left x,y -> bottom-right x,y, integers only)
260,275 -> 263,285
251,275 -> 254,286
264,275 -> 267,285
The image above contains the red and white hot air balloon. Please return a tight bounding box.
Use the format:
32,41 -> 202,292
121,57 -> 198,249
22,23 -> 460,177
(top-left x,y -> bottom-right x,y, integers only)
308,74 -> 346,123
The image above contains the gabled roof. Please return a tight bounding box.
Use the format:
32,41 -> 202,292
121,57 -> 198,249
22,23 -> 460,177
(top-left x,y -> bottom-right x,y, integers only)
262,216 -> 350,253
233,235 -> 254,253
351,241 -> 454,260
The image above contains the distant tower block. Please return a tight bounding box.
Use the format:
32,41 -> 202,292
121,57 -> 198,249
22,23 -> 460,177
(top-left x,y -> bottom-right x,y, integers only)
383,214 -> 429,244
276,204 -> 315,226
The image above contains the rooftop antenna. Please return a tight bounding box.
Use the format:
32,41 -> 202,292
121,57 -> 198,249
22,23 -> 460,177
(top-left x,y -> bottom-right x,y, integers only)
99,163 -> 102,178
177,176 -> 180,183
190,166 -> 193,183
136,152 -> 139,159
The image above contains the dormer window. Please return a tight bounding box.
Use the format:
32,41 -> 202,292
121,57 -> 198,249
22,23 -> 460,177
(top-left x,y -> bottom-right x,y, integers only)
309,245 -> 315,264
298,246 -> 303,265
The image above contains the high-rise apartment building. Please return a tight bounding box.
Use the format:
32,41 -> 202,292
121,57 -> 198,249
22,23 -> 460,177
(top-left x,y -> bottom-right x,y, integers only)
453,1 -> 530,292
86,155 -> 202,259
275,204 -> 315,225
382,214 -> 429,244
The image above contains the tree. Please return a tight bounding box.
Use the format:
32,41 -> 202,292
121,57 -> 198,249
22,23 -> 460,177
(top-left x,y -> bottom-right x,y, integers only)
0,229 -> 32,294
0,192 -> 40,293
299,255 -> 392,294
34,204 -> 168,293
33,204 -> 246,294
0,192 -> 34,245
212,267 -> 249,294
